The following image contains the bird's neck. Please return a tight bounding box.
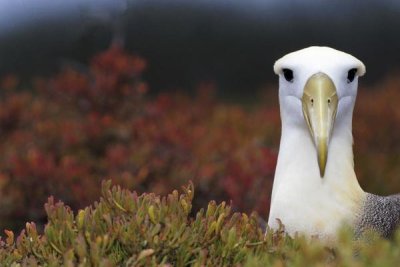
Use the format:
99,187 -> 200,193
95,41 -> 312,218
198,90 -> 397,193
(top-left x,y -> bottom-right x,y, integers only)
274,120 -> 363,195
269,117 -> 365,239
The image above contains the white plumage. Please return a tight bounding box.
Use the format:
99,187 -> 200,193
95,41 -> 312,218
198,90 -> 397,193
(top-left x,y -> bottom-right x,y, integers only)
268,46 -> 367,240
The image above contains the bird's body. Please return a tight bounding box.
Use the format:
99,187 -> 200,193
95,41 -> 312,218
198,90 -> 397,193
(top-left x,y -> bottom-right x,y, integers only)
356,193 -> 400,238
269,121 -> 365,239
268,46 -> 400,240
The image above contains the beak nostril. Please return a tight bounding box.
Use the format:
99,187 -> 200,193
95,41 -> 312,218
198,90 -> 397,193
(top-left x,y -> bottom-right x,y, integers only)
302,72 -> 338,178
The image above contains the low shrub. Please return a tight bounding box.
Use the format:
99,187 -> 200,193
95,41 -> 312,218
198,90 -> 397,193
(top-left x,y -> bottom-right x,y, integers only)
1,182 -> 400,266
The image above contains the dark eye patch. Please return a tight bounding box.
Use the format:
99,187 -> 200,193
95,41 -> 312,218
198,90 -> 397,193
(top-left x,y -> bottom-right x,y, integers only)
347,68 -> 358,83
282,68 -> 294,82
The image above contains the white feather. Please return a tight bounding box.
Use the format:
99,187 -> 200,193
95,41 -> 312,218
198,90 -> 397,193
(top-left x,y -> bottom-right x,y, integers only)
268,46 -> 366,241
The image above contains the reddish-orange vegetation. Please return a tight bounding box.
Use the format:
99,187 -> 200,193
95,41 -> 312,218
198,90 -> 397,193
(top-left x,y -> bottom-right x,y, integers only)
0,47 -> 279,231
354,77 -> 400,195
0,46 -> 399,232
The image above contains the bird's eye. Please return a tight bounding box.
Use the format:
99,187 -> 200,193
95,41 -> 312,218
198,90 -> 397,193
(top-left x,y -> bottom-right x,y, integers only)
347,68 -> 357,83
282,68 -> 294,82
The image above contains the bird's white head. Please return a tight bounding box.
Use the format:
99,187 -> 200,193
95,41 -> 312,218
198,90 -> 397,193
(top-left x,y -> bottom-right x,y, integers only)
274,46 -> 365,177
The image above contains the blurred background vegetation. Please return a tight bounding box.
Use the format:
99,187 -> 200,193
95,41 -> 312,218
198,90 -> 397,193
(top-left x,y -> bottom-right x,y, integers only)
1,0 -> 400,232
2,0 -> 400,97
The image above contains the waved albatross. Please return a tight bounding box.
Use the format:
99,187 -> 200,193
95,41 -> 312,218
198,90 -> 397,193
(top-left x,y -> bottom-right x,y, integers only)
268,46 -> 400,240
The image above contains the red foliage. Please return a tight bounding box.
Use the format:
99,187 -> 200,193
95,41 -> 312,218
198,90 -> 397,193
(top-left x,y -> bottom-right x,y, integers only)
0,47 -> 279,231
353,77 -> 400,195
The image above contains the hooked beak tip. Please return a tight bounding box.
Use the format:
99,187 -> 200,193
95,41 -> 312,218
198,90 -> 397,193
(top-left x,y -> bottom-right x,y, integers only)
317,137 -> 328,178
318,154 -> 327,178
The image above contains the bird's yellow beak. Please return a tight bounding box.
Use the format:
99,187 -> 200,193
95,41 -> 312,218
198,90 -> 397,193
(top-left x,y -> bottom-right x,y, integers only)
302,72 -> 338,177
